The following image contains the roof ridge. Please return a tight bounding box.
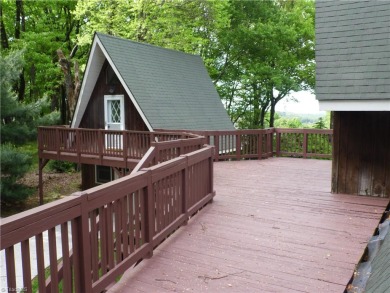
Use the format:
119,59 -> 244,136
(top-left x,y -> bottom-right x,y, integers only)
95,32 -> 200,58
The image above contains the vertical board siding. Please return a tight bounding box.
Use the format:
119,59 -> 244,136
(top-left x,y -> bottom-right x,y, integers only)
333,112 -> 390,197
79,61 -> 147,131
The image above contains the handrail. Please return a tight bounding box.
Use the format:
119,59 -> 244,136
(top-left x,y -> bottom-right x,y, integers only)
158,128 -> 333,160
39,127 -> 332,166
4,126 -> 333,291
1,145 -> 215,292
38,127 -> 202,163
130,136 -> 206,175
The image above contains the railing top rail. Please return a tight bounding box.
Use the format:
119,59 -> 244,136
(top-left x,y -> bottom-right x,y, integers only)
274,128 -> 333,134
151,137 -> 205,148
0,195 -> 82,249
38,126 -> 202,138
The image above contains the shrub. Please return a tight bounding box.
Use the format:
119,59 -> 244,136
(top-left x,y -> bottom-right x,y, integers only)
0,144 -> 33,202
48,160 -> 77,173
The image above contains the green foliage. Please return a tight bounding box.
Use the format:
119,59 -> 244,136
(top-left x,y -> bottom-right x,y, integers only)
314,117 -> 326,129
274,117 -> 303,129
1,52 -> 61,145
0,144 -> 33,202
213,0 -> 315,128
48,160 -> 76,173
1,0 -> 315,133
1,51 -> 60,203
1,0 -> 80,114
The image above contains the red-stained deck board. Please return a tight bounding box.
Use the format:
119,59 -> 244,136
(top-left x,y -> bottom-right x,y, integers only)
108,158 -> 389,293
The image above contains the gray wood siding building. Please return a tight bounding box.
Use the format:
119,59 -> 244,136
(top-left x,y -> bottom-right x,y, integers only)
315,0 -> 390,198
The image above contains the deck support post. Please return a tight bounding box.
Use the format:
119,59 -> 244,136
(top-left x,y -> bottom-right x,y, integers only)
38,158 -> 49,205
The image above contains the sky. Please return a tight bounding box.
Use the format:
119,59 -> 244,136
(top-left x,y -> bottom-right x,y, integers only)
276,91 -> 326,115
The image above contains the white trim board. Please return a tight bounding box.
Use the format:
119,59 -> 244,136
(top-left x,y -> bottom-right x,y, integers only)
319,100 -> 390,111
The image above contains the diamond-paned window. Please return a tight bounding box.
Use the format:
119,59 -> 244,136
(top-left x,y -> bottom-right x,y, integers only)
110,100 -> 121,123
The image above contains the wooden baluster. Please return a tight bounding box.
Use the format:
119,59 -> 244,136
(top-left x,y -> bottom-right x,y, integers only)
61,222 -> 72,292
5,246 -> 16,290
258,132 -> 263,160
21,239 -> 32,292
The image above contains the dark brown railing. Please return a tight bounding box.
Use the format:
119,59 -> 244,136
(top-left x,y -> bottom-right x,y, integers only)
2,127 -> 332,292
38,127 -> 200,169
39,127 -> 332,167
158,128 -> 333,160
1,146 -> 215,292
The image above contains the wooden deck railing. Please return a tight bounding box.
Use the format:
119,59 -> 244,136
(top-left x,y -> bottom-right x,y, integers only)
274,128 -> 333,159
1,146 -> 215,292
38,127 -> 199,169
158,128 -> 333,160
2,126 -> 332,292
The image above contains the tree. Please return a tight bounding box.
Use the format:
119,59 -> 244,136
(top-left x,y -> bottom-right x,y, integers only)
1,0 -> 80,122
314,117 -> 326,129
1,51 -> 33,202
1,51 -> 60,202
212,0 -> 315,128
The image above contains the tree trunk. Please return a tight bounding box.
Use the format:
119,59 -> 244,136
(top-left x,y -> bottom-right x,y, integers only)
18,69 -> 25,101
14,0 -> 25,101
57,49 -> 80,124
60,85 -> 67,124
15,0 -> 22,39
259,106 -> 267,129
0,4 -> 9,49
269,99 -> 276,127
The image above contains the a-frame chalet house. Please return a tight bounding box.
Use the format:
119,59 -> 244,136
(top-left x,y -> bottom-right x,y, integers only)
71,33 -> 234,189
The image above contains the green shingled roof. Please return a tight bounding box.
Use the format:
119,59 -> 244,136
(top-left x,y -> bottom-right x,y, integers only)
96,33 -> 235,131
316,1 -> 390,101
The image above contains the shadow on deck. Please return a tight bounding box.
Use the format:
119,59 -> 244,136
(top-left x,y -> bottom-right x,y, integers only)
109,158 -> 388,292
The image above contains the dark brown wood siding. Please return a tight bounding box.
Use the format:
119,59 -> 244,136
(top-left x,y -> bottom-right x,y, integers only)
79,61 -> 148,131
332,111 -> 390,197
79,61 -> 148,187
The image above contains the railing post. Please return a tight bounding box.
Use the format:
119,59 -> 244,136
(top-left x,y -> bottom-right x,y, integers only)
98,130 -> 103,165
209,147 -> 214,203
258,131 -> 263,160
72,192 -> 92,293
182,156 -> 189,223
144,170 -> 155,258
150,132 -> 155,144
179,139 -> 183,156
56,128 -> 60,160
236,132 -> 241,160
39,159 -> 44,205
123,130 -> 128,167
303,130 -> 308,158
76,129 -> 81,164
267,131 -> 272,158
275,129 -> 281,157
154,142 -> 160,164
214,134 -> 220,162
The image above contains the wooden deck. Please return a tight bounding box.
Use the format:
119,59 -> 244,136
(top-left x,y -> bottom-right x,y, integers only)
108,158 -> 389,292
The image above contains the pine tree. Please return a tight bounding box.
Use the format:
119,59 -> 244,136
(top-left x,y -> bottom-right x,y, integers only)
0,51 -> 34,202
